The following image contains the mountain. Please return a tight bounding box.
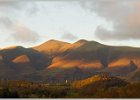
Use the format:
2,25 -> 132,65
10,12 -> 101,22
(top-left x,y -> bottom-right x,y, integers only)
0,46 -> 50,80
34,39 -> 71,55
47,40 -> 105,69
45,40 -> 140,72
0,39 -> 140,82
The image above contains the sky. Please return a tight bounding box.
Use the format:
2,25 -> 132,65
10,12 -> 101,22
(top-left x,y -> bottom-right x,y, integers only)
0,0 -> 140,48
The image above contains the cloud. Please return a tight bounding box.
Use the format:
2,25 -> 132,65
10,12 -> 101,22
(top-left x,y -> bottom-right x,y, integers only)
80,0 -> 140,40
0,0 -> 39,13
0,17 -> 14,29
10,24 -> 40,43
0,1 -> 41,43
0,0 -> 21,8
0,1 -> 40,29
61,32 -> 78,40
25,3 -> 39,16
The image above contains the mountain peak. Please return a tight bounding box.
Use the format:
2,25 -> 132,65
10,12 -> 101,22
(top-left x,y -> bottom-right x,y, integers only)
34,39 -> 70,49
44,39 -> 70,45
47,39 -> 62,43
74,39 -> 88,44
33,39 -> 71,54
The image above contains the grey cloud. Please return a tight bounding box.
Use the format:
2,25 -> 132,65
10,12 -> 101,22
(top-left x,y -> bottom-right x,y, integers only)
0,1 -> 27,14
0,1 -> 21,8
80,0 -> 134,21
0,17 -> 14,29
0,0 -> 41,44
10,24 -> 40,43
0,1 -> 40,29
95,26 -> 140,41
22,1 -> 40,16
62,32 -> 78,40
80,0 -> 140,40
26,3 -> 39,16
0,0 -> 39,11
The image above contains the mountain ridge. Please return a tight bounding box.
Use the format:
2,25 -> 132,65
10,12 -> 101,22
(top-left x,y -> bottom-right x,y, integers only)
0,39 -> 140,82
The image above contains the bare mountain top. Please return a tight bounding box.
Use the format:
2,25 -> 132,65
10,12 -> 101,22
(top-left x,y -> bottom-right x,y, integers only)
34,39 -> 71,55
73,39 -> 88,44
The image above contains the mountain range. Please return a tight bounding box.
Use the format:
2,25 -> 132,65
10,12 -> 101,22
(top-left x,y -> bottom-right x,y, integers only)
0,39 -> 140,83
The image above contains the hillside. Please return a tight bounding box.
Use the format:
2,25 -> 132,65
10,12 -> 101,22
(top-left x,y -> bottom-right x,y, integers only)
71,72 -> 128,89
0,39 -> 140,82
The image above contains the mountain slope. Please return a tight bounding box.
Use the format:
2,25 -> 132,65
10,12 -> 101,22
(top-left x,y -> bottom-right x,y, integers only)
47,40 -> 140,70
12,55 -> 36,73
47,40 -> 106,69
0,39 -> 140,82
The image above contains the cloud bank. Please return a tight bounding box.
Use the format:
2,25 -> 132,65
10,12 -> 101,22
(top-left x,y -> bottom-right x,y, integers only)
10,24 -> 40,43
80,0 -> 140,40
0,0 -> 40,43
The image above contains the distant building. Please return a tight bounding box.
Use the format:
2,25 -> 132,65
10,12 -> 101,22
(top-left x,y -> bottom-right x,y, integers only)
65,80 -> 68,84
